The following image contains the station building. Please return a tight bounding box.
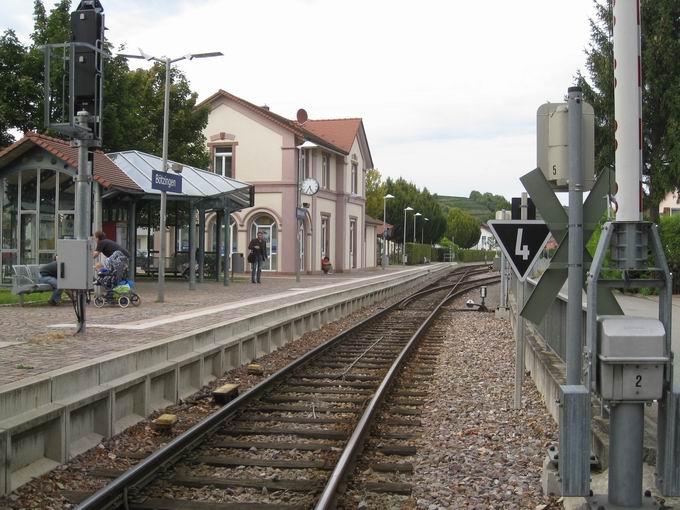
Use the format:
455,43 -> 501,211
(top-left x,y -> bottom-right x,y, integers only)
200,90 -> 377,274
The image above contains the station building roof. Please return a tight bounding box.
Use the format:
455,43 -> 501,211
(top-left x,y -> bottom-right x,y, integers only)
0,133 -> 254,210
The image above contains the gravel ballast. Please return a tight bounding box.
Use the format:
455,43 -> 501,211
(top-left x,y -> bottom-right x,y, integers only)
410,299 -> 559,509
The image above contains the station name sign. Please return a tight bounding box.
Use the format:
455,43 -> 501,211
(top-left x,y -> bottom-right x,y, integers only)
152,170 -> 183,193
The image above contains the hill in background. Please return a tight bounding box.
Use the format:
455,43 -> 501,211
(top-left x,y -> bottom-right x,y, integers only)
436,192 -> 511,223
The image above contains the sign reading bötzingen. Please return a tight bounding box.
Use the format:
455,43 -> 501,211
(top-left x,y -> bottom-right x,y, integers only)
152,170 -> 183,193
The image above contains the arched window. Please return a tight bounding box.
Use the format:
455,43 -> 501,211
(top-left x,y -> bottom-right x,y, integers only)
250,214 -> 277,271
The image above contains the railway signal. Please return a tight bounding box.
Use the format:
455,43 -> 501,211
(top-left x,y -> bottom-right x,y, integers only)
487,220 -> 550,282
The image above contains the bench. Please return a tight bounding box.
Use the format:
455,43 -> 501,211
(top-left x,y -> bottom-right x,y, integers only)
11,265 -> 54,305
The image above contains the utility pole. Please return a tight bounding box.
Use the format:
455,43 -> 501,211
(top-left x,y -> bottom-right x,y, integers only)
403,206 -> 412,264
382,193 -> 394,269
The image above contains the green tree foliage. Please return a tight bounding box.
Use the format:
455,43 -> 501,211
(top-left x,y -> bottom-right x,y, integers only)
365,168 -> 385,219
576,0 -> 680,220
0,30 -> 38,146
364,176 -> 446,245
445,208 -> 481,248
468,190 -> 511,220
0,1 -> 210,168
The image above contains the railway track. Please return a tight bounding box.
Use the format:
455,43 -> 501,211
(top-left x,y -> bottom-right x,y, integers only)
75,264 -> 498,510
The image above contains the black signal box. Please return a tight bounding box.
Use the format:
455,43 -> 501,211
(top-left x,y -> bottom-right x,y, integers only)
71,2 -> 104,112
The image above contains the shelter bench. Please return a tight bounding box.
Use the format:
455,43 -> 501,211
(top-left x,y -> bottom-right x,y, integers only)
11,264 -> 54,305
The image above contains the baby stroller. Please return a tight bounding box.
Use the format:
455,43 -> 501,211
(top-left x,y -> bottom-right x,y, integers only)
93,266 -> 140,308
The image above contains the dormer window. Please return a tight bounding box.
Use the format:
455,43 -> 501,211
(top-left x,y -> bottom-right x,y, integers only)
214,146 -> 232,178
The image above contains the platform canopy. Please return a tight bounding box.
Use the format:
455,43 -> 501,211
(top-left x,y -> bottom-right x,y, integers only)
106,150 -> 253,210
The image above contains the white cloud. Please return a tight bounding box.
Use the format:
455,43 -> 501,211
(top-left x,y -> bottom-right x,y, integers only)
1,0 -> 598,200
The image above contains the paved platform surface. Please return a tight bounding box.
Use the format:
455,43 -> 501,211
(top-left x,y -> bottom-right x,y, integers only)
0,264 -> 446,387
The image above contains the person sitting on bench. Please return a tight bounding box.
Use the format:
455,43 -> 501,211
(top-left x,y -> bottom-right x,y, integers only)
321,256 -> 333,275
39,256 -> 62,305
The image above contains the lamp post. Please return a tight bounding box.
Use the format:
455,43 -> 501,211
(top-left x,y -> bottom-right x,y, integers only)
403,206 -> 413,264
422,217 -> 429,244
382,193 -> 394,269
121,49 -> 223,302
413,212 -> 422,243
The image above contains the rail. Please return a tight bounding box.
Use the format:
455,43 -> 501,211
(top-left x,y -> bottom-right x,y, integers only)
76,264 -> 495,509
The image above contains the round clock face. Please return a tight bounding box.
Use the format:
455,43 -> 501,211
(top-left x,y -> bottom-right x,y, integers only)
301,178 -> 320,196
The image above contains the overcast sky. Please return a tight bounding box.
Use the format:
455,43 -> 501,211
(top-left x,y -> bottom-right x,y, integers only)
1,0 -> 599,200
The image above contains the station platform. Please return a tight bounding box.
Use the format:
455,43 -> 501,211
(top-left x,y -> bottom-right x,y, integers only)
0,264 -> 450,387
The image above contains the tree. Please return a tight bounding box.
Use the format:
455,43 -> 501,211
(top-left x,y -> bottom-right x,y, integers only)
0,1 -> 210,168
468,190 -> 511,221
0,30 -> 37,146
576,0 -> 680,221
445,208 -> 481,248
365,168 -> 385,219
381,177 -> 447,246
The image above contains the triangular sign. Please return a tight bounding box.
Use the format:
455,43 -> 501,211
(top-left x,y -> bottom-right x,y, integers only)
487,220 -> 551,281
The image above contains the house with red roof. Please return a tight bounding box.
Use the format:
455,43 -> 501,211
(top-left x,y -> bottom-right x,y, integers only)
200,90 -> 376,273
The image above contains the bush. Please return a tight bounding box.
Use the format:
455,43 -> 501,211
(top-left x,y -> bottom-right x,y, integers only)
457,249 -> 492,262
659,215 -> 680,293
405,243 -> 433,265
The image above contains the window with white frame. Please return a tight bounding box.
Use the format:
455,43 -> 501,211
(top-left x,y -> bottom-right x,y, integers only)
321,215 -> 330,259
299,149 -> 309,180
351,161 -> 358,195
214,146 -> 233,178
322,153 -> 330,189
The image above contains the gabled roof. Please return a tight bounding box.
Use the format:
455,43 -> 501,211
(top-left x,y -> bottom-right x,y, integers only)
199,89 -> 350,155
301,119 -> 362,154
0,132 -> 141,192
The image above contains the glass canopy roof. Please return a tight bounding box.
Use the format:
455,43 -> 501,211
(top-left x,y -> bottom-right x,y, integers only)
106,150 -> 253,209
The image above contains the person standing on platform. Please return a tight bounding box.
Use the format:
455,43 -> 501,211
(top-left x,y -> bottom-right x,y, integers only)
248,231 -> 268,284
92,231 -> 130,280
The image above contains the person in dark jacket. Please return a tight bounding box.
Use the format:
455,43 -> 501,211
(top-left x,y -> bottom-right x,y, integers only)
39,257 -> 62,305
248,231 -> 268,283
93,231 -> 130,280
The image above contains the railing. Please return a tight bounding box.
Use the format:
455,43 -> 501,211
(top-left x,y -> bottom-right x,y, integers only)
509,267 -> 587,362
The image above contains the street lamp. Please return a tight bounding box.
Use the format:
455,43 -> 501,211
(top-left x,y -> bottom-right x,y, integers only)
403,206 -> 413,265
382,193 -> 394,269
413,212 -> 422,243
121,48 -> 223,302
422,217 -> 429,244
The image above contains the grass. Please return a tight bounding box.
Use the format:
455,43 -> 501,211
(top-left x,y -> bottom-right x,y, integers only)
0,288 -> 54,306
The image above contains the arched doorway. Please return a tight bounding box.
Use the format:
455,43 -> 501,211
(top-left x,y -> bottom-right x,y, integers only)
250,214 -> 277,271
